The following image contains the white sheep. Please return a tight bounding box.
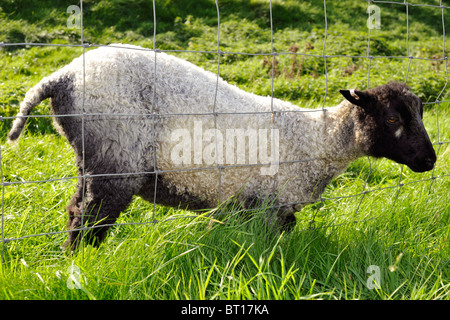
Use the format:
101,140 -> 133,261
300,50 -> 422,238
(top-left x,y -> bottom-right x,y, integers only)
8,44 -> 436,250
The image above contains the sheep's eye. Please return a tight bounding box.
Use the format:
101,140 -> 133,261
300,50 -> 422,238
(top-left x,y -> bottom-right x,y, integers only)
387,117 -> 399,124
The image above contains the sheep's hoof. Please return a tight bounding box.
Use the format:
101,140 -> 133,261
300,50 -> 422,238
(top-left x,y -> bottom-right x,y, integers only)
277,211 -> 297,233
61,238 -> 77,253
62,233 -> 103,253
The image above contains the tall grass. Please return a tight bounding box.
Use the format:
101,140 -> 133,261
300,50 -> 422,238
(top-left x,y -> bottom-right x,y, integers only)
1,107 -> 448,300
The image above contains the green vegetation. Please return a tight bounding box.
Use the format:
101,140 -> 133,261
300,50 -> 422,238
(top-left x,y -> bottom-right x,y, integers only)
0,0 -> 449,300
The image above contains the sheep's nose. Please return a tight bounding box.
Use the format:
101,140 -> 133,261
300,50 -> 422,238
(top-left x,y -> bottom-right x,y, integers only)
418,156 -> 436,172
424,157 -> 436,169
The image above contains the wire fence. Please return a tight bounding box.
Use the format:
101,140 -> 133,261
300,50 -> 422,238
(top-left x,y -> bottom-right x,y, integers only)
1,0 -> 449,261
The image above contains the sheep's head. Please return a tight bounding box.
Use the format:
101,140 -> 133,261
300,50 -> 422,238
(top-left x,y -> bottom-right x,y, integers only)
340,82 -> 436,172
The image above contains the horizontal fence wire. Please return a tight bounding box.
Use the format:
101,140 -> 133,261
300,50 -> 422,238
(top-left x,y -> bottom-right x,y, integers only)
0,0 -> 449,262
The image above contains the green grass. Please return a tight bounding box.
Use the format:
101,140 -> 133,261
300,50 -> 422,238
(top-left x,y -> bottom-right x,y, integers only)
0,0 -> 449,300
1,133 -> 449,300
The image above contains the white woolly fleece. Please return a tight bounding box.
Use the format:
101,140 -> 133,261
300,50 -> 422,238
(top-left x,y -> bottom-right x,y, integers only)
16,44 -> 367,209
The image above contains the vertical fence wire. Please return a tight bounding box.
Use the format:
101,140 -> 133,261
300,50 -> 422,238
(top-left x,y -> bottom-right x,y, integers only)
213,0 -> 223,205
0,1 -> 449,261
79,0 -> 88,254
151,0 -> 159,223
308,0 -> 329,228
352,0 -> 375,222
268,0 -> 280,199
0,145 -> 5,265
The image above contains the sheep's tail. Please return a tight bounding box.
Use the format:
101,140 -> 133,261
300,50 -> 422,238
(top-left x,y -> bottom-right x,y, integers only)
8,77 -> 54,142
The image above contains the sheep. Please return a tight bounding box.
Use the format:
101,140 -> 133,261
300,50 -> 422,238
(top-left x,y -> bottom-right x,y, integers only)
8,44 -> 437,250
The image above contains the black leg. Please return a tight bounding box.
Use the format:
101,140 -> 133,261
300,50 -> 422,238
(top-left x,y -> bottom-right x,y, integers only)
64,175 -> 134,250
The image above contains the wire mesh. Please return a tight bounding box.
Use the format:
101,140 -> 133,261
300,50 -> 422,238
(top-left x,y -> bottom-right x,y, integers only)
0,0 -> 449,263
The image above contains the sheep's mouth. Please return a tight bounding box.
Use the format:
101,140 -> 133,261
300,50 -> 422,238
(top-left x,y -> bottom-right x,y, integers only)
406,158 -> 436,172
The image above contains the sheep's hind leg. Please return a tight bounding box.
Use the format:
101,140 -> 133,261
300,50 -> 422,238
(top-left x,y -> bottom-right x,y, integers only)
63,175 -> 135,251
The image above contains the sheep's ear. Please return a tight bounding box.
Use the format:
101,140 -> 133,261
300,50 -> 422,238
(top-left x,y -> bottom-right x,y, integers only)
339,89 -> 371,108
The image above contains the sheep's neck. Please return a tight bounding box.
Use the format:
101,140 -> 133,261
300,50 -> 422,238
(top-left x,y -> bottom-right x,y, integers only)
322,102 -> 367,162
288,101 -> 365,165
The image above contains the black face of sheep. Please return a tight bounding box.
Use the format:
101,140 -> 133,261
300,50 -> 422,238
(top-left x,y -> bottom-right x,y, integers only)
340,83 -> 436,172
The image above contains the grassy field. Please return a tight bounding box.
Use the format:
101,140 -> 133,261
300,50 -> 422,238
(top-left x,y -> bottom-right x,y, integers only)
0,0 -> 449,300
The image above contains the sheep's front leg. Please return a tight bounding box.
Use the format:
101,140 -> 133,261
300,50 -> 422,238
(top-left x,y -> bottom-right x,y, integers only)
244,196 -> 297,233
274,206 -> 297,233
63,175 -> 134,251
